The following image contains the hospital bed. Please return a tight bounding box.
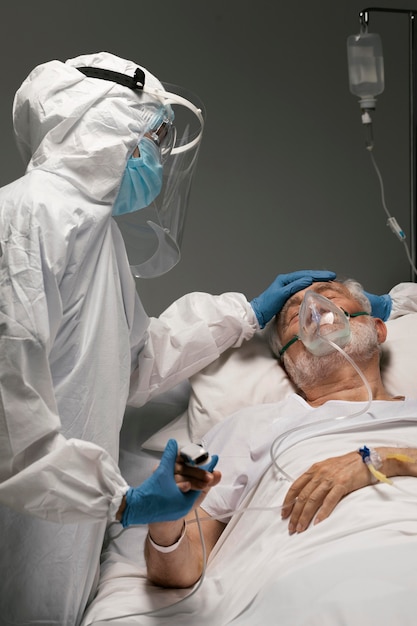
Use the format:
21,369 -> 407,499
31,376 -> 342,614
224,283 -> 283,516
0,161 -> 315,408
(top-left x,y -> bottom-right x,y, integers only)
81,310 -> 417,625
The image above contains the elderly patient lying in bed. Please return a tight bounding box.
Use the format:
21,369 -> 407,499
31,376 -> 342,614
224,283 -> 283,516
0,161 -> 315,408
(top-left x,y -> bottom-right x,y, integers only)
144,277 -> 417,618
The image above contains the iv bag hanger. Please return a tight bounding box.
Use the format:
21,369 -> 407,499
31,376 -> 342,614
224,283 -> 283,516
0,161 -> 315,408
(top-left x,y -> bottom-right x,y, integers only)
357,7 -> 417,280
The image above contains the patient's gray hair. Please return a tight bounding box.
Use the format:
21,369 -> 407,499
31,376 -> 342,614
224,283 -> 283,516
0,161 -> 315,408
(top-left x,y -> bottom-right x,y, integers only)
267,278 -> 371,359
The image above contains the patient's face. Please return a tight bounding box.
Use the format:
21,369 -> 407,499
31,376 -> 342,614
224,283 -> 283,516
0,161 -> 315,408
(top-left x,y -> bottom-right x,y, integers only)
276,281 -> 379,392
277,281 -> 366,350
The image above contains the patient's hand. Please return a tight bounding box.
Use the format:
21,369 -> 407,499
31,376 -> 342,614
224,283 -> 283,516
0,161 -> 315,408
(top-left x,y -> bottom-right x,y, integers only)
281,451 -> 371,534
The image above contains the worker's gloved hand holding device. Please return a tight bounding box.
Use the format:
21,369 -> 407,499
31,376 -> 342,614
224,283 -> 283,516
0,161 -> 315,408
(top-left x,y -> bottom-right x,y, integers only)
250,270 -> 337,329
121,439 -> 218,527
363,291 -> 392,321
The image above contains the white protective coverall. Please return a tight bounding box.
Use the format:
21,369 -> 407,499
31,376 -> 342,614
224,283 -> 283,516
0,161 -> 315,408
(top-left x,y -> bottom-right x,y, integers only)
0,52 -> 258,625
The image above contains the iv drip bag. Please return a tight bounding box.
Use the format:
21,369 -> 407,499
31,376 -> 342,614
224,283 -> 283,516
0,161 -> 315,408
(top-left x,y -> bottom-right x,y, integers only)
298,291 -> 351,356
347,32 -> 384,109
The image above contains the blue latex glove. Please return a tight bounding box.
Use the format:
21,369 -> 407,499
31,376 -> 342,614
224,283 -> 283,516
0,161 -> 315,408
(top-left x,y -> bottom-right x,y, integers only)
363,291 -> 392,321
250,270 -> 337,328
121,439 -> 219,527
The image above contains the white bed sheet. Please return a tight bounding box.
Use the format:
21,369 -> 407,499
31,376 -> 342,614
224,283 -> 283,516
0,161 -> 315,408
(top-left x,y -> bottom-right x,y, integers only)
82,414 -> 417,625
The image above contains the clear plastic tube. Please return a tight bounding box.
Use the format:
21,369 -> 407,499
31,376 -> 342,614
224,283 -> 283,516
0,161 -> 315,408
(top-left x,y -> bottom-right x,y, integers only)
364,116 -> 417,278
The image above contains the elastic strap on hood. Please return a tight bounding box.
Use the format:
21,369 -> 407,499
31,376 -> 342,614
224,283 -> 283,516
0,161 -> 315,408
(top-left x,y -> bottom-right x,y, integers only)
77,66 -> 146,91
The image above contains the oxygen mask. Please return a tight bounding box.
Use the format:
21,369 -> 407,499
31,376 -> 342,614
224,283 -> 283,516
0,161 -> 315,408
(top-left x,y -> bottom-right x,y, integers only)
298,291 -> 351,356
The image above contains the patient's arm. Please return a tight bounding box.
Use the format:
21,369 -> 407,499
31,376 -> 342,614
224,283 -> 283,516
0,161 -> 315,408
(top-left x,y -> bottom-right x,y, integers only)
145,507 -> 225,588
145,455 -> 224,588
281,447 -> 417,534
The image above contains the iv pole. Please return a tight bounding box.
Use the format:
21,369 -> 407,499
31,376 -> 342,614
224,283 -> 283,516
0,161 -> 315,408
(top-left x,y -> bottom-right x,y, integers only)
359,7 -> 417,280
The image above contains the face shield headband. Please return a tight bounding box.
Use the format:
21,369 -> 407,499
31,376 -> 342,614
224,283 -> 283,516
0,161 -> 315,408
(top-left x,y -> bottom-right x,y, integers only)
77,65 -> 205,278
77,66 -> 204,153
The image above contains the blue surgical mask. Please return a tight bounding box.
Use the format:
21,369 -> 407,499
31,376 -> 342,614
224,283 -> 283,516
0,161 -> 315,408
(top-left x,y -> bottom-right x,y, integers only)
112,138 -> 163,216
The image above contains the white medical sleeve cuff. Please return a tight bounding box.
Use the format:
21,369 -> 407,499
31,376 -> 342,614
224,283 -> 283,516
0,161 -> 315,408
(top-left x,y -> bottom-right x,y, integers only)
0,436 -> 129,523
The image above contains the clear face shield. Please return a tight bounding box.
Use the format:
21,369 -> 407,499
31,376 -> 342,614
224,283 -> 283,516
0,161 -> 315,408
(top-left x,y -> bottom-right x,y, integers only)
76,65 -> 205,279
115,83 -> 205,278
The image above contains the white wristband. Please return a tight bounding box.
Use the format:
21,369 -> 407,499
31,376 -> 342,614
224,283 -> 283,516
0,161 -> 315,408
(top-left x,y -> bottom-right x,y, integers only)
148,522 -> 186,553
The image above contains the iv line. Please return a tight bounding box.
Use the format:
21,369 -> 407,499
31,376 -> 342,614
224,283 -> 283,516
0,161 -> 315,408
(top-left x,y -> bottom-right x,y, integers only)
363,114 -> 417,277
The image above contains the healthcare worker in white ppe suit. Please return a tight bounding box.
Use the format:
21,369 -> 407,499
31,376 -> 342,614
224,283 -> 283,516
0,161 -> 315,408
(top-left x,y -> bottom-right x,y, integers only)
0,51 -> 338,625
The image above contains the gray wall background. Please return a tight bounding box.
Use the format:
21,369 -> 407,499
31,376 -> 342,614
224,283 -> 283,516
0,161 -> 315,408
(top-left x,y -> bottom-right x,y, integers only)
0,1 -> 413,315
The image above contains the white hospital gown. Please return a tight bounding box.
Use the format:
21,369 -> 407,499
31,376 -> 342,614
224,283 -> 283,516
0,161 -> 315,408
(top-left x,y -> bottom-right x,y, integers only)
197,396 -> 417,625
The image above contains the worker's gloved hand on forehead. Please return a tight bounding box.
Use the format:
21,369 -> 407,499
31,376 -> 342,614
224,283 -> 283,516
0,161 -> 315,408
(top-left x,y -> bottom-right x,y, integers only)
250,270 -> 337,329
121,439 -> 218,527
363,291 -> 392,321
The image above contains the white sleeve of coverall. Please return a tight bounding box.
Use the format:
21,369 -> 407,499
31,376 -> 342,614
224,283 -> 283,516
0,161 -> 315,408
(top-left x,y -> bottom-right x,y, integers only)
128,292 -> 259,406
0,313 -> 129,523
389,282 -> 417,319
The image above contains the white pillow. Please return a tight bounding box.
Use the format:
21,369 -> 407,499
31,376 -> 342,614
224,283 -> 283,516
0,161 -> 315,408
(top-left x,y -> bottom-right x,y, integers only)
141,330 -> 291,451
187,330 -> 295,442
142,313 -> 417,450
380,313 -> 417,397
